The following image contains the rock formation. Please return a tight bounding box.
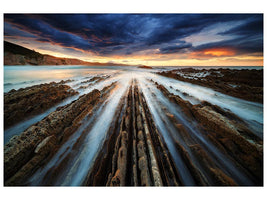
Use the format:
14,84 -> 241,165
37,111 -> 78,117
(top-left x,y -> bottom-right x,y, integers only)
4,78 -> 263,186
4,41 -> 129,66
157,68 -> 263,103
153,82 -> 263,185
4,87 -> 104,185
4,80 -> 78,129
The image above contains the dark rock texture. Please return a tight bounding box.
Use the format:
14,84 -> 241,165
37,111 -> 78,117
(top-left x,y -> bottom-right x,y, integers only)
153,82 -> 263,185
86,81 -> 180,186
4,78 -> 263,186
4,81 -> 78,129
4,89 -> 101,185
157,68 -> 263,103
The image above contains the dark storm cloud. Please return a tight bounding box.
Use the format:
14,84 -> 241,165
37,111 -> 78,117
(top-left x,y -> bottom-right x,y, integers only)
29,14 -> 146,48
4,22 -> 36,38
4,14 -> 94,52
4,14 -> 263,56
143,14 -> 257,45
219,15 -> 263,36
193,15 -> 263,55
159,42 -> 192,54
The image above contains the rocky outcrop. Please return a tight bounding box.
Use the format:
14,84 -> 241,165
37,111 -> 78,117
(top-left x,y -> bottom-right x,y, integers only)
4,81 -> 78,129
192,103 -> 263,184
85,81 -> 180,186
32,82 -> 118,186
138,65 -> 153,69
4,41 -> 129,66
151,81 -> 263,185
4,89 -> 101,185
78,76 -> 110,90
157,68 -> 263,103
4,77 -> 263,186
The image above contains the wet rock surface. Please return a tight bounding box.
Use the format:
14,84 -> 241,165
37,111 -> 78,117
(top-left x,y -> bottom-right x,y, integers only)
4,81 -> 78,129
153,82 -> 263,185
4,75 -> 263,186
87,81 -> 179,186
4,88 -> 101,185
77,76 -> 109,90
157,68 -> 263,103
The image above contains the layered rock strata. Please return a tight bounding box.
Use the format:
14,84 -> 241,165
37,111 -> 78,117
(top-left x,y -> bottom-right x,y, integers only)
157,69 -> 263,103
77,76 -> 110,89
4,79 -> 263,186
4,83 -> 116,186
84,81 -> 181,186
4,80 -> 77,129
153,81 -> 263,185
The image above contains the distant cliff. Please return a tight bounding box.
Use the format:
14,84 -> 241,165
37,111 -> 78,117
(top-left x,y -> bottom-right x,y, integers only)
138,65 -> 153,69
4,41 -> 127,66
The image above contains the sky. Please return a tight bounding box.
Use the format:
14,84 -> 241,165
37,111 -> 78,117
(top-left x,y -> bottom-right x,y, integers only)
4,14 -> 263,66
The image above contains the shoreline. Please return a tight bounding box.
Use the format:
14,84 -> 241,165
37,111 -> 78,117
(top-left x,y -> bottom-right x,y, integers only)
157,68 -> 263,103
4,71 -> 263,186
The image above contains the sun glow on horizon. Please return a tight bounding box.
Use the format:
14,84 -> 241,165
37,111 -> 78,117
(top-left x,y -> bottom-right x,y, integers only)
5,37 -> 263,67
203,48 -> 236,57
39,48 -> 264,67
4,14 -> 263,67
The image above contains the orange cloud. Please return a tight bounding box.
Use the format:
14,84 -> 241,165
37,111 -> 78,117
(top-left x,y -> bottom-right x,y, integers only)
190,48 -> 236,59
203,48 -> 236,56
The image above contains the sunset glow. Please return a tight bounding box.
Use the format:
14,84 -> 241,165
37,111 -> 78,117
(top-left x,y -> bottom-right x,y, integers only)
4,14 -> 263,66
203,48 -> 236,57
3,12 -> 264,188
